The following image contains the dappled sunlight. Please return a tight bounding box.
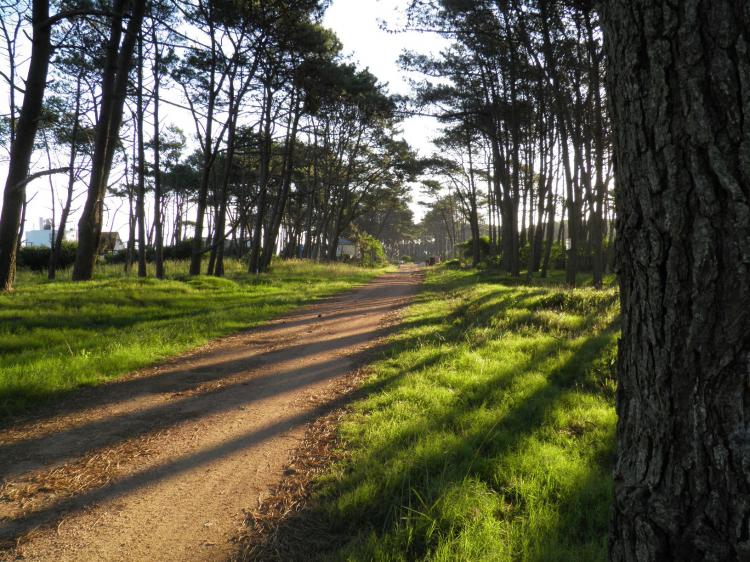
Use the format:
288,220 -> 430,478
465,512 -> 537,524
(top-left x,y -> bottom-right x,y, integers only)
0,260 -> 387,415
295,266 -> 619,561
0,268 -> 420,559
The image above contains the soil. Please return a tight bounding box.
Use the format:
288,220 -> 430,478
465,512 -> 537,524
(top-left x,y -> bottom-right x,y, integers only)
0,266 -> 422,562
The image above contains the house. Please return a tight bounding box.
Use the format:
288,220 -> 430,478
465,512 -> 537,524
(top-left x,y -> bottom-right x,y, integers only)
25,229 -> 55,248
98,232 -> 125,254
25,217 -> 77,248
336,238 -> 357,259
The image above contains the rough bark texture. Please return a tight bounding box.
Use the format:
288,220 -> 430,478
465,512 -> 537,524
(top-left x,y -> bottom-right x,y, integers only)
604,1 -> 750,560
0,0 -> 51,291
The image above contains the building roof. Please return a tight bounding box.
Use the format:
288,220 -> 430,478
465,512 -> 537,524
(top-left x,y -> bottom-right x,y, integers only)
98,232 -> 123,253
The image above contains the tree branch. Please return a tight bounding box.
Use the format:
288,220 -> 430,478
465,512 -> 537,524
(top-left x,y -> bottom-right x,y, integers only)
12,167 -> 70,190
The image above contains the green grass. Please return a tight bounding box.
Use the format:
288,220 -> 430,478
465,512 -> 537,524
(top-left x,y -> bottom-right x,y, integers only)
311,266 -> 619,561
1,259 -> 387,417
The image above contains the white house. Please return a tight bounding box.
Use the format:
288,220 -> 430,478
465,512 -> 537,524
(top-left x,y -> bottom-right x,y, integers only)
336,238 -> 357,259
25,229 -> 55,247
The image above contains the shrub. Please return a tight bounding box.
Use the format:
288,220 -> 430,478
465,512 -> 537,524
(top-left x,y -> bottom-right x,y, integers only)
103,249 -> 128,264
352,230 -> 387,268
163,239 -> 195,260
456,235 -> 492,261
17,241 -> 77,271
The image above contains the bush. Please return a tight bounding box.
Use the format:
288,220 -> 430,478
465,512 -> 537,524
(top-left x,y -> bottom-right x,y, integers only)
17,241 -> 77,271
163,239 -> 194,260
516,240 -> 613,272
352,231 -> 387,268
456,235 -> 492,261
103,239 -> 197,265
103,249 -> 127,264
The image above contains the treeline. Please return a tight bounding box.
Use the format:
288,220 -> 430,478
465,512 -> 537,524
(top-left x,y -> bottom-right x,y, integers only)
403,0 -> 612,286
0,0 -> 416,290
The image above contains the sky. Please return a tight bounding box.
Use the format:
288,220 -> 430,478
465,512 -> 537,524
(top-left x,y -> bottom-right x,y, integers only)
323,0 -> 449,217
323,0 -> 446,152
2,0 -> 450,239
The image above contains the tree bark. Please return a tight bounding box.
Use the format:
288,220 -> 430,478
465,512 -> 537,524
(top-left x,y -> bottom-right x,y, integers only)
0,0 -> 51,291
604,1 -> 750,559
73,0 -> 146,280
260,93 -> 301,272
248,83 -> 273,274
49,70 -> 82,280
135,30 -> 147,278
151,24 -> 165,279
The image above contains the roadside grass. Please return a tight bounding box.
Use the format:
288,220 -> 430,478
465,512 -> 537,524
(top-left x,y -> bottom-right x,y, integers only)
1,259 -> 386,418
313,266 -> 619,561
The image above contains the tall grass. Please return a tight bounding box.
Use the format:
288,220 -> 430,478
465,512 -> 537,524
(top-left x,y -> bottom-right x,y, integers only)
312,266 -> 619,561
1,259 -> 386,417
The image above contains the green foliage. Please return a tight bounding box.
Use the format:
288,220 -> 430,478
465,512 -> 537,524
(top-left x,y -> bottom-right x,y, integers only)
456,235 -> 491,261
1,260 -> 387,417
16,242 -> 77,271
162,239 -> 196,261
516,241 -> 614,272
309,267 -> 619,561
353,231 -> 387,268
102,239 -> 195,265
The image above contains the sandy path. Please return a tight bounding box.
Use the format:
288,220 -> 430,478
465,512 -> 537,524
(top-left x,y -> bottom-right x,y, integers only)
0,266 -> 422,562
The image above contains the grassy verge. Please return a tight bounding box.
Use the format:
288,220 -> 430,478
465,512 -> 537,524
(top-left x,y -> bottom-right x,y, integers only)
1,259 -> 387,417
312,266 -> 619,561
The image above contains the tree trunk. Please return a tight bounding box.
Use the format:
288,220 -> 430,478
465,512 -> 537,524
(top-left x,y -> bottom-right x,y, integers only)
189,10 -> 217,277
467,137 -> 481,267
151,25 -> 165,279
260,94 -> 301,272
73,0 -> 146,280
604,2 -> 750,560
49,74 -> 81,280
135,31 -> 147,278
0,0 -> 51,291
249,83 -> 273,274
588,10 -> 606,289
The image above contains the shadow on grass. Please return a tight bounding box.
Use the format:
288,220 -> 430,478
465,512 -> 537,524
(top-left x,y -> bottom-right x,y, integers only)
0,270 -> 408,419
0,270 -> 421,548
244,269 -> 619,561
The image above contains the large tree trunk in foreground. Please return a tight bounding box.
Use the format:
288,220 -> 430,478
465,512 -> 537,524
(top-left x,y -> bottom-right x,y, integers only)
604,2 -> 750,560
0,0 -> 51,291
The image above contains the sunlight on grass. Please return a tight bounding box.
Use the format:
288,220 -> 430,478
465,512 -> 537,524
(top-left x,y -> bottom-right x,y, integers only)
312,266 -> 619,561
1,259 -> 387,417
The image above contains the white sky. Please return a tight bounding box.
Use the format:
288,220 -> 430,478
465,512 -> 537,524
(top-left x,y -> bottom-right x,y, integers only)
323,0 -> 445,151
323,0 -> 449,217
2,0 -> 448,238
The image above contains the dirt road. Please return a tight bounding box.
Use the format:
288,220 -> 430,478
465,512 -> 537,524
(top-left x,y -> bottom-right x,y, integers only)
0,266 -> 422,561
